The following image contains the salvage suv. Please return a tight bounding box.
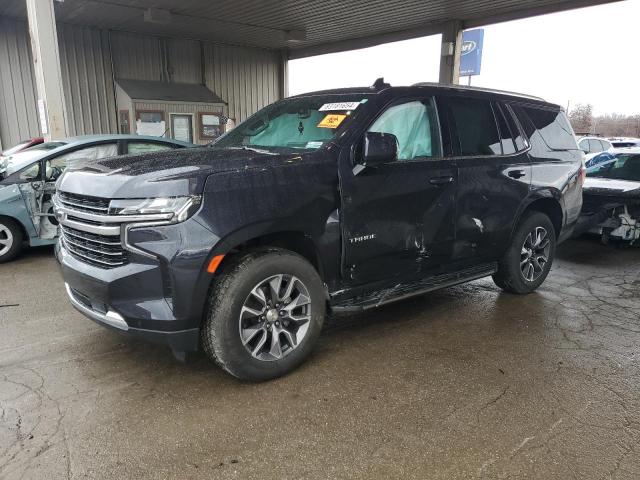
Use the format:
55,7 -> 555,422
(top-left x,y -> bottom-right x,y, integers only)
54,81 -> 584,381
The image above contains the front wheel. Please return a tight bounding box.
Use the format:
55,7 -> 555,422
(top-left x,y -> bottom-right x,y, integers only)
201,249 -> 325,381
493,212 -> 556,294
0,217 -> 23,263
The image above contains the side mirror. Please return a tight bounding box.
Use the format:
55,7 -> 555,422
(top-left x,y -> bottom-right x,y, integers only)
362,132 -> 398,167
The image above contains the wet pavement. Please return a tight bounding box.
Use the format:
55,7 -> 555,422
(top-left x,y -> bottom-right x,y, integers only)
1,238 -> 639,479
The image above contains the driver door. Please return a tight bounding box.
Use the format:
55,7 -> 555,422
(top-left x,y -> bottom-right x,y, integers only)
340,97 -> 458,285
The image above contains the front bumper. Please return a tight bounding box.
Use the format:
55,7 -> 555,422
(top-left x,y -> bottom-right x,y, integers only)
56,216 -> 220,353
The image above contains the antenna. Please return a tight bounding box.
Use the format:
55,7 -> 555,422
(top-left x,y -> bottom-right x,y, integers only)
371,78 -> 391,90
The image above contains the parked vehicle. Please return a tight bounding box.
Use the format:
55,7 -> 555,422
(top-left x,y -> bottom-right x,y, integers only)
608,137 -> 640,149
0,137 -> 44,161
579,148 -> 640,244
0,134 -> 193,262
577,136 -> 613,155
54,81 -> 584,381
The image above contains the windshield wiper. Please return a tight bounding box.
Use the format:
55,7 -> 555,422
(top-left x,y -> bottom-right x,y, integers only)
227,146 -> 277,155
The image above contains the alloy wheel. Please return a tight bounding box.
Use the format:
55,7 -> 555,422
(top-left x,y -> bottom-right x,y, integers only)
238,274 -> 312,361
0,224 -> 13,257
520,226 -> 551,282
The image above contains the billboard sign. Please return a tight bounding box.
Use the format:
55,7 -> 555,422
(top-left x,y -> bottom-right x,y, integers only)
460,29 -> 484,77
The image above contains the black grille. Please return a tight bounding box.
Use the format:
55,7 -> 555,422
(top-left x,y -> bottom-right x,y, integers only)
61,225 -> 127,268
58,192 -> 110,214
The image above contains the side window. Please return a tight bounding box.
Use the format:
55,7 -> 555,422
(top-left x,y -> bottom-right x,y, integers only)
578,139 -> 590,152
589,139 -> 603,153
513,106 -> 578,157
127,142 -> 175,154
448,97 -> 501,156
600,140 -> 612,151
19,163 -> 42,181
502,104 -> 528,151
493,103 -> 516,155
46,143 -> 118,181
367,99 -> 441,161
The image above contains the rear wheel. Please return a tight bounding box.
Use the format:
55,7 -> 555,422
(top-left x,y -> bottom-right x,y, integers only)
493,212 -> 556,294
0,218 -> 23,263
201,249 -> 325,381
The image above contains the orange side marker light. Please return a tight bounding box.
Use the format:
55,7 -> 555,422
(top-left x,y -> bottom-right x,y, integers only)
207,254 -> 225,274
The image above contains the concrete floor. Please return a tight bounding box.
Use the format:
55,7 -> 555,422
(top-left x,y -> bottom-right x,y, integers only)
0,238 -> 639,480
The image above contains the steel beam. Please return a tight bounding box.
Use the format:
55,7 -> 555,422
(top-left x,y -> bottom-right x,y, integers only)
25,0 -> 68,140
439,21 -> 463,85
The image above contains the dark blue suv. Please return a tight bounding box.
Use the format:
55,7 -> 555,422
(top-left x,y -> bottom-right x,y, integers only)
55,82 -> 584,381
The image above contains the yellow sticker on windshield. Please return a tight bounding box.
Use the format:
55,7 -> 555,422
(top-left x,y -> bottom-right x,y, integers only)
317,114 -> 347,129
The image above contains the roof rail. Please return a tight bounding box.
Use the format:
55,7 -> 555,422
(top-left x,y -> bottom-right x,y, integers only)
411,82 -> 545,102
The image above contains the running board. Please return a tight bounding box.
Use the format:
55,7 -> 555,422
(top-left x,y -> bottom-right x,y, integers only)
331,263 -> 497,314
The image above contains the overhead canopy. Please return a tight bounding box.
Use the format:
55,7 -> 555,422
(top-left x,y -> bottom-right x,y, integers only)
116,79 -> 226,104
0,0 -> 622,58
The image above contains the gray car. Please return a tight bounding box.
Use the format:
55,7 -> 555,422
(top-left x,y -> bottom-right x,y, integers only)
0,134 -> 193,262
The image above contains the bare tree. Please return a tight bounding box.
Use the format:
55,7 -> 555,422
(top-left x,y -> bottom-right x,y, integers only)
568,103 -> 594,134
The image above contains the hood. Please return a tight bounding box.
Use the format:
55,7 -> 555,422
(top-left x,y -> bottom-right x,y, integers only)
57,146 -> 326,198
583,177 -> 640,198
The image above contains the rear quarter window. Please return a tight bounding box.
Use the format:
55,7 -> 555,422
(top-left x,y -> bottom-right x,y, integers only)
512,106 -> 578,156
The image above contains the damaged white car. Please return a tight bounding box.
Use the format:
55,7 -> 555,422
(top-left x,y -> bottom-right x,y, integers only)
578,148 -> 640,244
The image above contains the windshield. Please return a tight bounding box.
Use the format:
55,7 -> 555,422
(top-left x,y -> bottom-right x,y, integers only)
587,152 -> 640,181
212,94 -> 372,152
0,141 -> 66,177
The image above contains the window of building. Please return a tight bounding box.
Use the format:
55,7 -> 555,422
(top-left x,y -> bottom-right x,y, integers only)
119,110 -> 130,134
199,112 -> 225,140
136,110 -> 166,137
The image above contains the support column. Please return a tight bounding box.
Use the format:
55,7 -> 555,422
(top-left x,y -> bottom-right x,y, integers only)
439,20 -> 463,85
279,50 -> 289,99
26,0 -> 68,140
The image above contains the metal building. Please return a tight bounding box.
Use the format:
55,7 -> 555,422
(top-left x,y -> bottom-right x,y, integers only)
0,0 -> 621,150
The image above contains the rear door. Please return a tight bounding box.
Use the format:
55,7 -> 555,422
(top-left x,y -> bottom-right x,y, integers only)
340,96 -> 458,285
442,95 -> 531,264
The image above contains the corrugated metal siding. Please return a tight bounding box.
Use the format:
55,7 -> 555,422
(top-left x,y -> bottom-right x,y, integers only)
167,39 -> 202,84
57,24 -> 117,136
0,17 -> 39,149
0,16 -> 282,147
110,31 -> 162,81
203,43 -> 280,123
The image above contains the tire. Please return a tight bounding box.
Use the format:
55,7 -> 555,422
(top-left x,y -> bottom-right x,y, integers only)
0,217 -> 23,263
492,212 -> 556,294
201,248 -> 326,382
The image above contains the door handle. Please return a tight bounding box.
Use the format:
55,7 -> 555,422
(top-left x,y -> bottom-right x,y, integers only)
508,169 -> 527,179
429,176 -> 454,186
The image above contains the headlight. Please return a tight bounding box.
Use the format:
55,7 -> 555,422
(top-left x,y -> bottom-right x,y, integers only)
109,196 -> 201,223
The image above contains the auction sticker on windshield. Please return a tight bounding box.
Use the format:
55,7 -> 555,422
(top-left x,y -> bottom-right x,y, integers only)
317,114 -> 347,129
319,102 -> 361,111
